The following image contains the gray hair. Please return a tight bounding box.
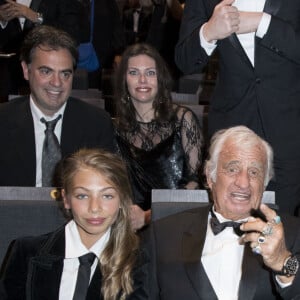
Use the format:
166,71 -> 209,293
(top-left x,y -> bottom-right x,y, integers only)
204,126 -> 274,187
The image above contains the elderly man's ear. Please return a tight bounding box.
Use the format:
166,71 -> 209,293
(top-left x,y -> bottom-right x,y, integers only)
205,168 -> 213,190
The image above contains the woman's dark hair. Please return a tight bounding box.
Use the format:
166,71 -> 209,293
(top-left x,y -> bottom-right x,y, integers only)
114,43 -> 174,131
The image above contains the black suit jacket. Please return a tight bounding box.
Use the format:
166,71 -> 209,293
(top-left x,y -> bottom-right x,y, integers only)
0,280 -> 6,300
0,96 -> 115,186
148,205 -> 300,299
175,0 -> 300,157
0,226 -> 149,300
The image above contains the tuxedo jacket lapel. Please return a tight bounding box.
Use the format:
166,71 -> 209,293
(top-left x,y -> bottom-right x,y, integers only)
264,0 -> 281,15
26,227 -> 65,300
60,99 -> 85,157
228,34 -> 253,69
183,206 -> 218,299
238,244 -> 263,300
12,100 -> 36,182
27,255 -> 64,300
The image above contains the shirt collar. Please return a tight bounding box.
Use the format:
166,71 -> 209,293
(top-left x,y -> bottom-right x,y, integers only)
65,220 -> 111,259
211,206 -> 248,223
29,96 -> 67,122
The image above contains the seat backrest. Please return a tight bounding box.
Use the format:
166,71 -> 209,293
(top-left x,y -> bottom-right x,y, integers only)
151,189 -> 209,221
0,200 -> 66,267
151,189 -> 276,221
72,68 -> 89,89
0,186 -> 60,201
71,89 -> 105,109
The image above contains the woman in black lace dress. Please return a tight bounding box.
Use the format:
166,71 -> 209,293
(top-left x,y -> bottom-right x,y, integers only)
114,43 -> 203,230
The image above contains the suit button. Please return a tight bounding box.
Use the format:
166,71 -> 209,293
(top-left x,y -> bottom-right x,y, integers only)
256,78 -> 261,84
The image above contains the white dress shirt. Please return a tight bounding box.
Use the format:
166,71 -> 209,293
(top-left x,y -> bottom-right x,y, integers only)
59,220 -> 111,300
30,97 -> 66,187
200,0 -> 270,66
201,210 -> 245,300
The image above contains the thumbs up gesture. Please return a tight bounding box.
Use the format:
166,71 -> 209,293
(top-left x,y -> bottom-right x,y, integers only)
203,0 -> 239,42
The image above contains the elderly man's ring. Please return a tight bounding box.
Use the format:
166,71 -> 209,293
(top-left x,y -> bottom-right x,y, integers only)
258,235 -> 266,244
272,215 -> 281,225
252,245 -> 262,255
262,224 -> 273,236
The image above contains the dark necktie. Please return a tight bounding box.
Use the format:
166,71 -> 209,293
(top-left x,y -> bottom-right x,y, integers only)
210,210 -> 244,236
40,115 -> 62,187
73,252 -> 96,300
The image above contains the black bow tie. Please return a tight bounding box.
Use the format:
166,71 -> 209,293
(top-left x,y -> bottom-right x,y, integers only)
210,211 -> 244,236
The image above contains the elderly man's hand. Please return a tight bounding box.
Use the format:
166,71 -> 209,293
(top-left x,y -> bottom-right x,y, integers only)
240,204 -> 293,282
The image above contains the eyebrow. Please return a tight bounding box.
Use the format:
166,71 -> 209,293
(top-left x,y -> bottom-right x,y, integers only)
127,67 -> 156,70
223,160 -> 240,168
223,160 -> 264,170
72,186 -> 116,192
38,66 -> 73,73
248,162 -> 265,171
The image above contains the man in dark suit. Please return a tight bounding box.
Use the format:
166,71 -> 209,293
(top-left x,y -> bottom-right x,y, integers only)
0,0 -> 89,97
149,126 -> 300,299
175,0 -> 300,216
0,25 -> 115,187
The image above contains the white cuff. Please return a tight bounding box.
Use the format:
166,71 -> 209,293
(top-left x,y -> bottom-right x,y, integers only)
275,275 -> 293,289
200,23 -> 217,56
256,13 -> 271,38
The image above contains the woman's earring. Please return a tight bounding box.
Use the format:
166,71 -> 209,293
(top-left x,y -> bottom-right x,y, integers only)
121,94 -> 131,104
157,97 -> 165,104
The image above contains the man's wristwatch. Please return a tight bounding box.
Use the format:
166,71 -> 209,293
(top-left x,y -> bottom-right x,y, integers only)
36,12 -> 43,25
273,255 -> 299,277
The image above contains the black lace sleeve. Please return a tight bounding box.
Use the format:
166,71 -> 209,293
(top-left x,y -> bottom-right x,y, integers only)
177,106 -> 203,187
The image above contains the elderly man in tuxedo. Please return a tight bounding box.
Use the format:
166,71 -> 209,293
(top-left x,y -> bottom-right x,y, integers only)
0,25 -> 115,187
175,0 -> 300,216
149,126 -> 300,299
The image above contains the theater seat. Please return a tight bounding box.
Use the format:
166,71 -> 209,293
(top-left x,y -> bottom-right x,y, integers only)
0,196 -> 67,267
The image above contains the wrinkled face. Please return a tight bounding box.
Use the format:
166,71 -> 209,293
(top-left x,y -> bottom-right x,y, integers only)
22,47 -> 73,116
126,54 -> 158,105
207,139 -> 266,220
63,168 -> 120,248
